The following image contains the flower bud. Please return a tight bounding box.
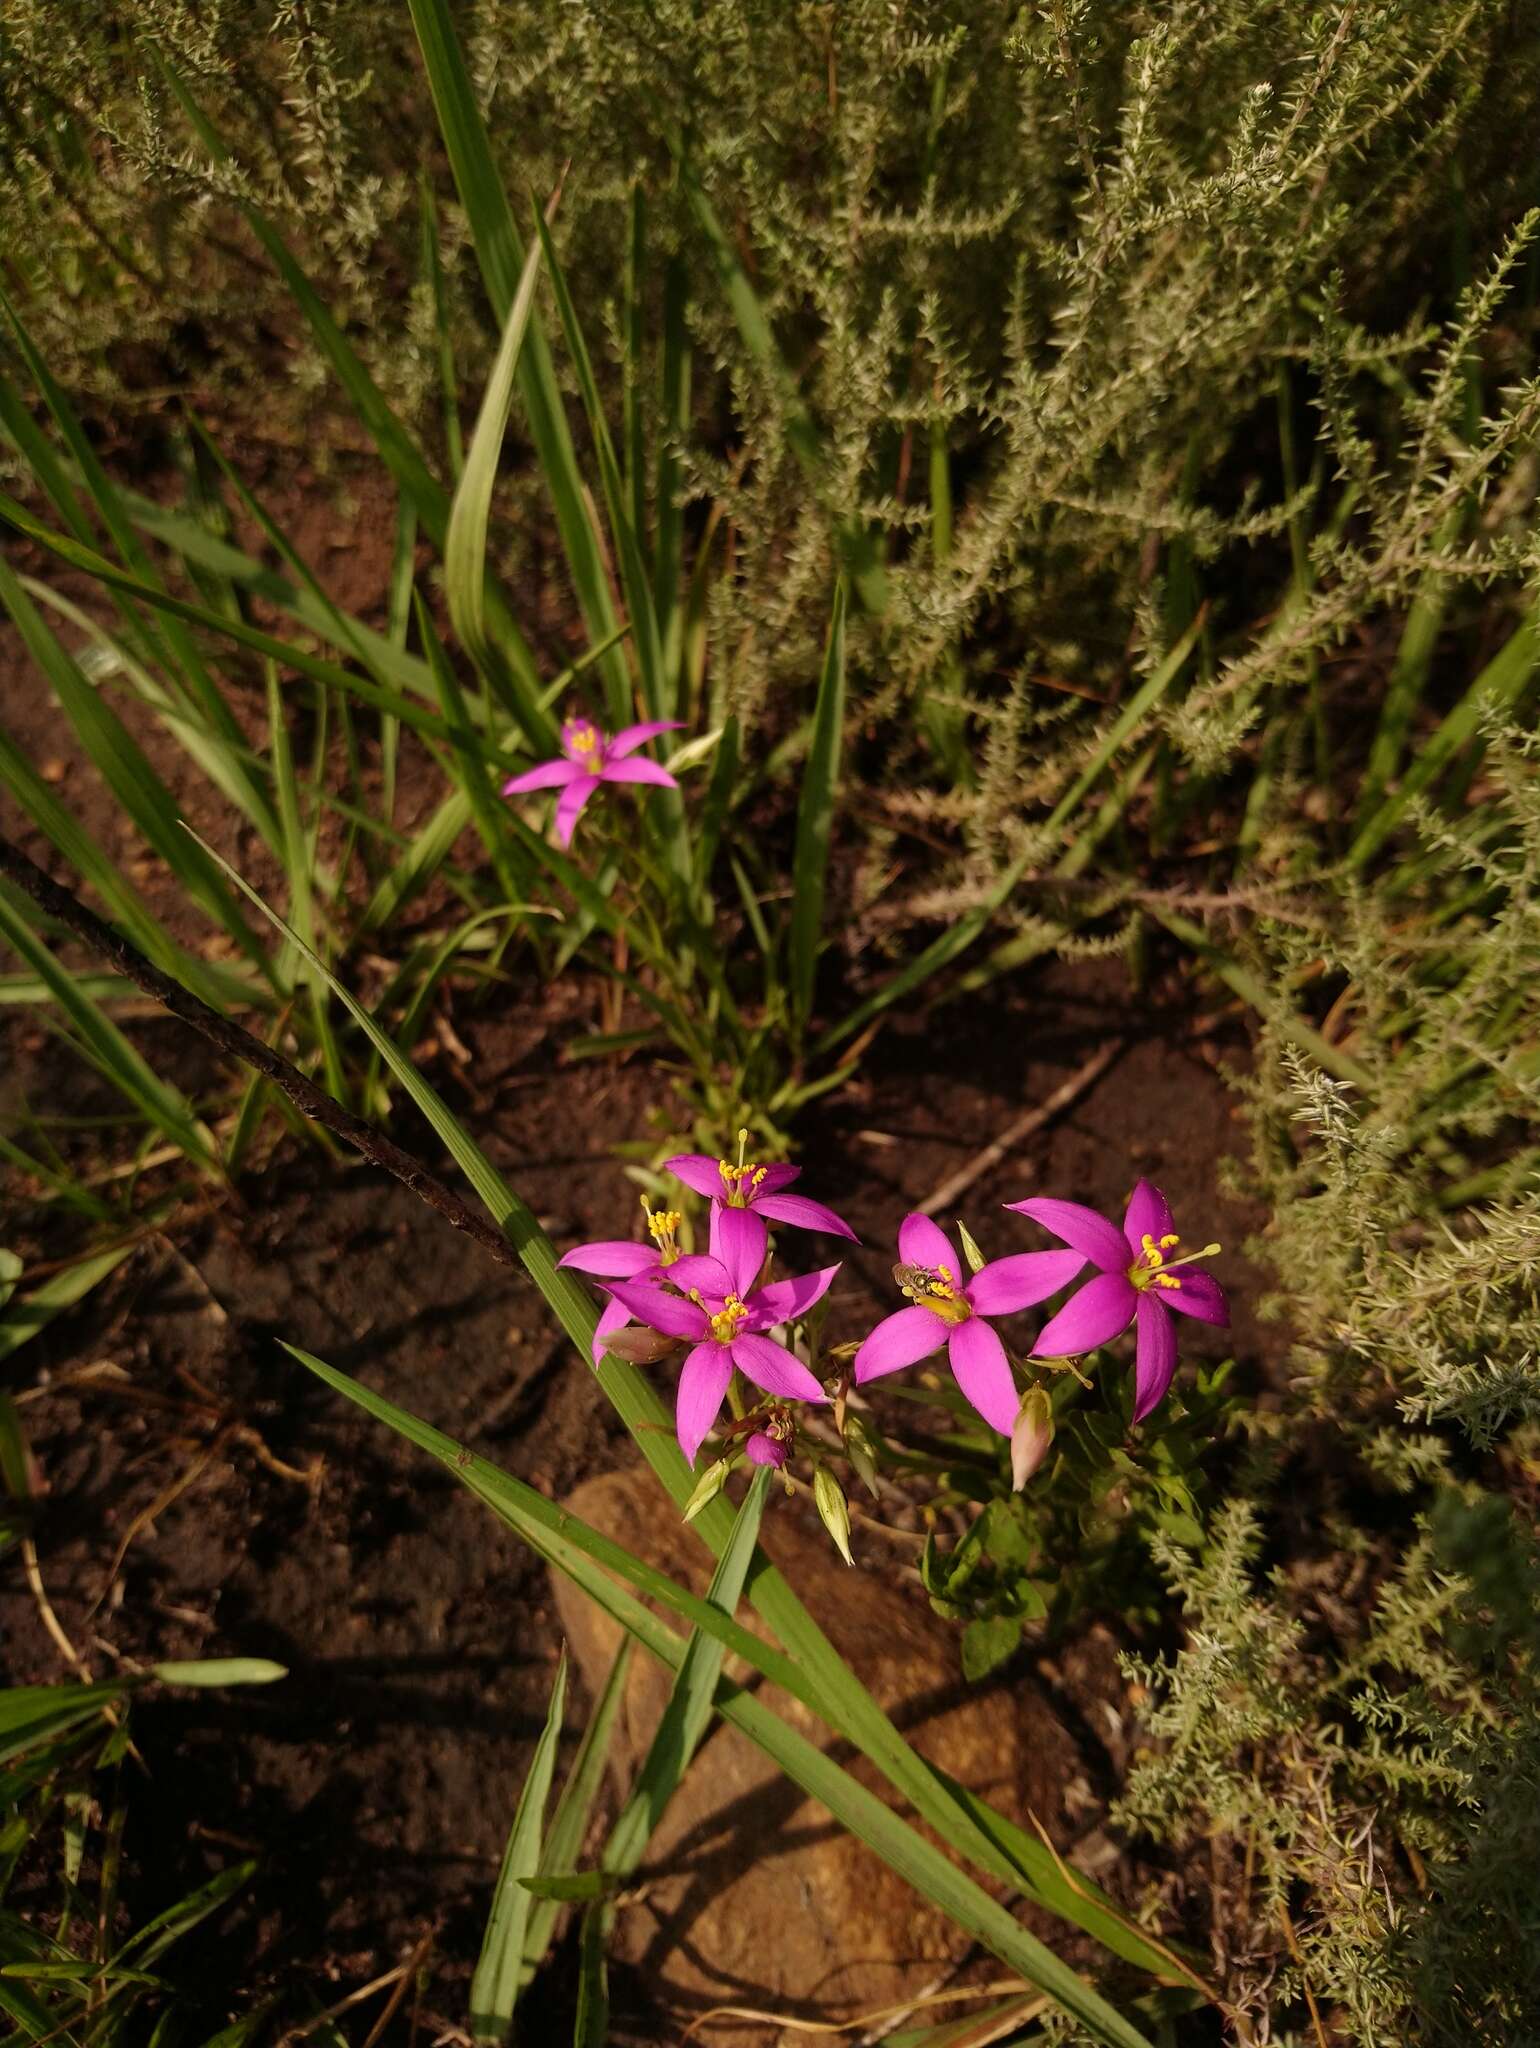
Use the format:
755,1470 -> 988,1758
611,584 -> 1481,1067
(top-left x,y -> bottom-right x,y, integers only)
1011,1387 -> 1054,1492
813,1465 -> 854,1566
601,1326 -> 684,1365
681,1457 -> 731,1523
842,1412 -> 881,1498
744,1430 -> 787,1469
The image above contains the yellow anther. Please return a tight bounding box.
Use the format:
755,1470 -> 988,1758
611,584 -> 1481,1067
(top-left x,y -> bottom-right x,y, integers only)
1155,1273 -> 1183,1290
708,1294 -> 749,1344
1159,1233 -> 1180,1249
1140,1234 -> 1165,1267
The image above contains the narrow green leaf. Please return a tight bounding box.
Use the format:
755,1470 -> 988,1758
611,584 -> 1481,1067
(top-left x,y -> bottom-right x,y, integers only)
470,1653 -> 568,2041
149,1660 -> 286,1688
521,1638 -> 633,1975
406,0 -> 630,724
790,584 -> 847,1033
0,899 -> 220,1177
0,1240 -> 137,1366
445,228 -> 555,746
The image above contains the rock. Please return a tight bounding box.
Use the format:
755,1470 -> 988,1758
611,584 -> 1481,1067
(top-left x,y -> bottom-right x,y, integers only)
548,1465 -> 1077,2045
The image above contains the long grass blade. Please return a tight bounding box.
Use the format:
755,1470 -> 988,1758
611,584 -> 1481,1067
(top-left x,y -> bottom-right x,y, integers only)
470,1652 -> 568,2041
789,584 -> 847,1034
405,0 -> 630,726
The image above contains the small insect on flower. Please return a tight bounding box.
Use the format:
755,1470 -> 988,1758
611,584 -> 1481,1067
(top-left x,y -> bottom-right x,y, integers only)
1008,1179 -> 1228,1423
854,1213 -> 1085,1435
501,715 -> 683,848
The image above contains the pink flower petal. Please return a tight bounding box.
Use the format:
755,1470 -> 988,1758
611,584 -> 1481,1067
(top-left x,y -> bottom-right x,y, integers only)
605,719 -> 685,759
590,1293 -> 633,1367
602,1280 -> 707,1340
558,1240 -> 659,1277
897,1212 -> 958,1275
853,1304 -> 950,1383
729,1331 -> 827,1402
744,1430 -> 787,1468
676,1342 -> 734,1464
747,1263 -> 841,1329
754,1191 -> 858,1241
965,1249 -> 1086,1317
666,1253 -> 733,1300
752,1163 -> 801,1196
1032,1272 -> 1137,1357
553,777 -> 598,847
1006,1197 -> 1129,1273
502,758 -> 582,794
665,1153 -> 725,1200
1132,1296 -> 1177,1421
946,1317 -> 1021,1436
599,758 -> 679,789
714,1205 -> 769,1297
1156,1270 -> 1229,1327
1123,1180 -> 1176,1257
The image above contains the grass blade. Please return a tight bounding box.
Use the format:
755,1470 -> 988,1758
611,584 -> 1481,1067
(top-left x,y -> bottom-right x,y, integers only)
0,897 -> 220,1177
0,1241 -> 136,1366
470,1652 -> 568,2041
406,0 -> 630,727
445,226 -> 557,746
521,1638 -> 633,1977
790,584 -> 847,1033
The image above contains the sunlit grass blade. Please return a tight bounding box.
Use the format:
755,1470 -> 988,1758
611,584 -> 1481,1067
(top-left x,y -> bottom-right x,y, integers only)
406,0 -> 630,729
520,1637 -> 632,1980
470,1651 -> 567,2042
0,1240 -> 136,1367
602,1470 -> 767,1881
284,1346 -> 1156,2048
445,227 -> 557,746
789,583 -> 847,1035
532,204 -> 667,727
155,57 -> 542,707
0,896 -> 220,1178
0,298 -> 273,840
0,555 -> 276,992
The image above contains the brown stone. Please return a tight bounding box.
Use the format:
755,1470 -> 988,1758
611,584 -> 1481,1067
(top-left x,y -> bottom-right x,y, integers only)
549,1465 -> 1078,2045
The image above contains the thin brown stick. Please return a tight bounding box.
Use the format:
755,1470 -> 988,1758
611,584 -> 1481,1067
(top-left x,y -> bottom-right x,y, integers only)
0,835 -> 521,1273
917,1039 -> 1122,1217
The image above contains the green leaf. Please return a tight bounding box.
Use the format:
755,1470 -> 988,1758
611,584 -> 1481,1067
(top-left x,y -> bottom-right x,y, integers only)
790,584 -> 847,1033
444,227 -> 555,745
471,1653 -> 568,2041
149,1660 -> 287,1688
961,1614 -> 1022,1683
405,0 -> 630,725
0,899 -> 220,1178
516,1870 -> 614,1903
521,1637 -> 632,1975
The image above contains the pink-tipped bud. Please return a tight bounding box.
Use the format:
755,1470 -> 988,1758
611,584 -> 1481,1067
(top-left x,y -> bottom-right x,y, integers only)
1011,1387 -> 1054,1492
744,1430 -> 788,1469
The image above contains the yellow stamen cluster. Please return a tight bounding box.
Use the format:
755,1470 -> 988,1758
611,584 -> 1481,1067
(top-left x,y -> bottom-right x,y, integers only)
717,1159 -> 770,1207
644,1204 -> 683,1263
1132,1231 -> 1185,1291
565,720 -> 603,771
704,1293 -> 749,1345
